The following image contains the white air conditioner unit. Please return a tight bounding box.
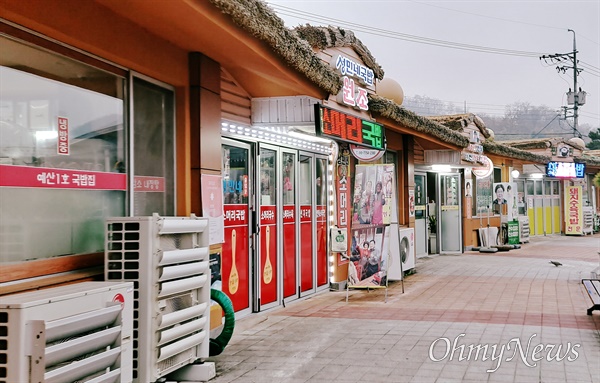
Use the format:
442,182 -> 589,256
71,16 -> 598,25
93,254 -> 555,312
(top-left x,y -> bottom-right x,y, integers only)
0,281 -> 133,383
105,213 -> 210,383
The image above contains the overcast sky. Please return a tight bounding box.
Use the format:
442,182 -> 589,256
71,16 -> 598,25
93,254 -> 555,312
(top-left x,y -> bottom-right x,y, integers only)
266,0 -> 600,131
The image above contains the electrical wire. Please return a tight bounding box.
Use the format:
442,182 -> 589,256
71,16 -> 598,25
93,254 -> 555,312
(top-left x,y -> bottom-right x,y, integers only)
270,4 -> 550,57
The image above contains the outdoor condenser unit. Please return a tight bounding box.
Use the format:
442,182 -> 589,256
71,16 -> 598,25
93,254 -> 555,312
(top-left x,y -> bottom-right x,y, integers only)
0,281 -> 134,383
105,214 -> 210,383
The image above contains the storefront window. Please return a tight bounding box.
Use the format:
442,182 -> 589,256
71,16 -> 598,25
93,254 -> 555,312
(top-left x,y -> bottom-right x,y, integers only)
1,36 -> 176,263
472,168 -> 502,216
132,77 -> 175,216
0,39 -> 126,262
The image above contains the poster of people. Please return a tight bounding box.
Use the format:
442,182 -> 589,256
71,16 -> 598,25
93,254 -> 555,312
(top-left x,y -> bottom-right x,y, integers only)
348,164 -> 396,287
492,182 -> 518,220
348,226 -> 387,287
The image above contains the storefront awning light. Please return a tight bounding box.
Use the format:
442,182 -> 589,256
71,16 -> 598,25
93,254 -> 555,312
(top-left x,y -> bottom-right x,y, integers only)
431,164 -> 452,172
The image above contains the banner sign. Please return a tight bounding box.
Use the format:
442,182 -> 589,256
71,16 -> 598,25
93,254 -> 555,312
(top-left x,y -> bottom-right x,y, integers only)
0,164 -> 126,190
565,186 -> 582,235
336,145 -> 351,266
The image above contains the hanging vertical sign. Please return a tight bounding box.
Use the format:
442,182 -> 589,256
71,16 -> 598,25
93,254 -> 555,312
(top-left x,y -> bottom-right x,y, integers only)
565,185 -> 583,235
336,145 -> 351,266
57,116 -> 69,155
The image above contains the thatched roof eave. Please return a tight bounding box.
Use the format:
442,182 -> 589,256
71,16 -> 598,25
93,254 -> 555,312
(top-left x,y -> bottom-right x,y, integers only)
483,141 -> 551,164
209,0 -> 342,95
368,94 -> 469,148
293,25 -> 385,80
575,155 -> 600,167
427,113 -> 492,138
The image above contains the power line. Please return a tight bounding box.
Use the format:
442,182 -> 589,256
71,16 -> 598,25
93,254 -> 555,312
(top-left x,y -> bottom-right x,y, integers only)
408,0 -> 565,31
271,5 -> 550,57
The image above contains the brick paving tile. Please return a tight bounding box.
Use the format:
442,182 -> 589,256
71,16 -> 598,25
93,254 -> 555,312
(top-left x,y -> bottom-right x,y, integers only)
205,234 -> 600,383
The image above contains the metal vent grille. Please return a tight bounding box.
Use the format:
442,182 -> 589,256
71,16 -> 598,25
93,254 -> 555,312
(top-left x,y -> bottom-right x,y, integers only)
0,311 -> 7,383
0,282 -> 133,383
105,214 -> 210,382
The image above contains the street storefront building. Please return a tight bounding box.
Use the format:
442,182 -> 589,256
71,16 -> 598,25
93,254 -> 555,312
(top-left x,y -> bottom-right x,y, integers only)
499,138 -> 599,236
0,1 -> 342,305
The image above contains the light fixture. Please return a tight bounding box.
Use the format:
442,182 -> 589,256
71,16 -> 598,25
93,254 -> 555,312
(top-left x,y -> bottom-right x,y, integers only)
288,130 -> 332,144
511,169 -> 520,178
431,164 -> 451,172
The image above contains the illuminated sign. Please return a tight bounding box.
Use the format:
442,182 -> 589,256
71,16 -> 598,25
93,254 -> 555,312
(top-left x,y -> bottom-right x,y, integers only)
472,156 -> 493,178
333,55 -> 374,86
546,162 -> 585,178
314,104 -> 385,150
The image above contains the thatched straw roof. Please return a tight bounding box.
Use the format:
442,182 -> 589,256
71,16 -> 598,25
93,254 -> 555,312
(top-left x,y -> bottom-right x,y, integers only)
497,137 -> 585,151
585,150 -> 600,157
209,0 -> 342,95
427,114 -> 491,138
293,25 -> 385,81
483,141 -> 551,164
575,154 -> 600,167
368,94 -> 469,147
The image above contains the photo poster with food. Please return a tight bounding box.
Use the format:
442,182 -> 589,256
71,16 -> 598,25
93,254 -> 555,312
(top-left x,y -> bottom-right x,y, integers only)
347,164 -> 396,288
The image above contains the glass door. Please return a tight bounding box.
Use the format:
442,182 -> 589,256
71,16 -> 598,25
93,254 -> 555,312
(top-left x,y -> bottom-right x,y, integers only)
257,144 -> 280,311
316,156 -> 329,290
299,153 -> 315,296
550,180 -> 561,234
221,139 -> 252,316
414,173 -> 427,257
439,174 -> 462,253
281,149 -> 299,302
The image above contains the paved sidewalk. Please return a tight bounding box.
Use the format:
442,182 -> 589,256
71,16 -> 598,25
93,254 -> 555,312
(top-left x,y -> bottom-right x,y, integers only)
207,234 -> 600,383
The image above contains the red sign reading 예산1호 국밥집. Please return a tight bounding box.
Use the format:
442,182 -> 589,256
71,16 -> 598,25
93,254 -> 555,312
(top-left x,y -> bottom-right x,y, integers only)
336,146 -> 351,265
0,164 -> 126,190
565,185 -> 582,235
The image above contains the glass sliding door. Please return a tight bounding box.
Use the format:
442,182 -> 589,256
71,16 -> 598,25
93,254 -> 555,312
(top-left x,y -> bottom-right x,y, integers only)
299,153 -> 315,296
281,149 -> 298,301
439,174 -> 461,253
221,139 -> 252,316
257,144 -> 279,310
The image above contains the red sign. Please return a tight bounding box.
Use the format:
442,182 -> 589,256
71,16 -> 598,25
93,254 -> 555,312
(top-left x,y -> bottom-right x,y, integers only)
223,204 -> 249,226
260,206 -> 277,305
134,176 -> 165,192
336,148 -> 351,265
282,205 -> 296,298
223,204 -> 250,312
0,165 -> 126,190
57,116 -> 69,155
316,205 -> 328,286
300,204 -> 313,292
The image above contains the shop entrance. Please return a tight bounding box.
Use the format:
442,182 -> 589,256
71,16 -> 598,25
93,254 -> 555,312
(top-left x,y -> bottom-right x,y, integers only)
526,179 -> 561,235
427,172 -> 462,254
222,138 -> 328,314
414,173 -> 427,257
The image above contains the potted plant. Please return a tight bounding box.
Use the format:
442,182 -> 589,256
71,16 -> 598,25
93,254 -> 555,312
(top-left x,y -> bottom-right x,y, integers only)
428,215 -> 437,234
428,214 -> 437,254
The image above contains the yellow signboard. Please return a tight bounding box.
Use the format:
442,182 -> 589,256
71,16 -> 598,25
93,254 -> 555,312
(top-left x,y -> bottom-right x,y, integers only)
564,186 -> 582,235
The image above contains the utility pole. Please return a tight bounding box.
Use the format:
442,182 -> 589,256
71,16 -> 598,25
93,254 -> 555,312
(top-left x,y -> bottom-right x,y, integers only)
569,29 -> 579,133
540,29 -> 586,138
